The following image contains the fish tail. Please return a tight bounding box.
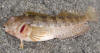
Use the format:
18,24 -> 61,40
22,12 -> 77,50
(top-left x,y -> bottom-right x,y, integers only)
85,7 -> 98,22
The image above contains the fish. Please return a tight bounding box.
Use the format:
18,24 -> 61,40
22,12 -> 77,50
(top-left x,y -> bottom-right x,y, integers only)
3,7 -> 97,48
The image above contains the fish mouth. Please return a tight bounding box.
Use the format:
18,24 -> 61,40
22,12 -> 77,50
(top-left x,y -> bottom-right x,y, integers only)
3,24 -> 7,32
3,23 -> 6,29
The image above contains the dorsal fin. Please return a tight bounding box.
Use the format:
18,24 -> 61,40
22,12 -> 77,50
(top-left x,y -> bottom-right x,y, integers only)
23,11 -> 49,17
56,7 -> 97,24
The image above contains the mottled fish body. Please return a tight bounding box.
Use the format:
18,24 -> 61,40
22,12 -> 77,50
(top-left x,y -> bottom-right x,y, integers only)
4,7 -> 97,48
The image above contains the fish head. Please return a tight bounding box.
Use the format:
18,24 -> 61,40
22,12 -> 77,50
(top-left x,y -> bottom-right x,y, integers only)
3,16 -> 28,39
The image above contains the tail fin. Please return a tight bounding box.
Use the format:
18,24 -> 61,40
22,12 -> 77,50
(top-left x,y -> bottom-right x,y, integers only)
85,7 -> 98,22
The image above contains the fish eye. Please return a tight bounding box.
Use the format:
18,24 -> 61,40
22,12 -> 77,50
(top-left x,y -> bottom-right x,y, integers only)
2,25 -> 5,30
3,26 -> 5,28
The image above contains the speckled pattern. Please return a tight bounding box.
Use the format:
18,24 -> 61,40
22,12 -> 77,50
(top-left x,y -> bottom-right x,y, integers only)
0,0 -> 100,53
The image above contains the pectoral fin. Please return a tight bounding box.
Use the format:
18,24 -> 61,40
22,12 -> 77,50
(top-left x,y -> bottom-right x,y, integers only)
29,26 -> 48,41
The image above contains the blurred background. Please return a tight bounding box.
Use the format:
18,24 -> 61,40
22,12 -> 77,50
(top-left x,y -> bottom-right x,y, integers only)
0,0 -> 100,53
